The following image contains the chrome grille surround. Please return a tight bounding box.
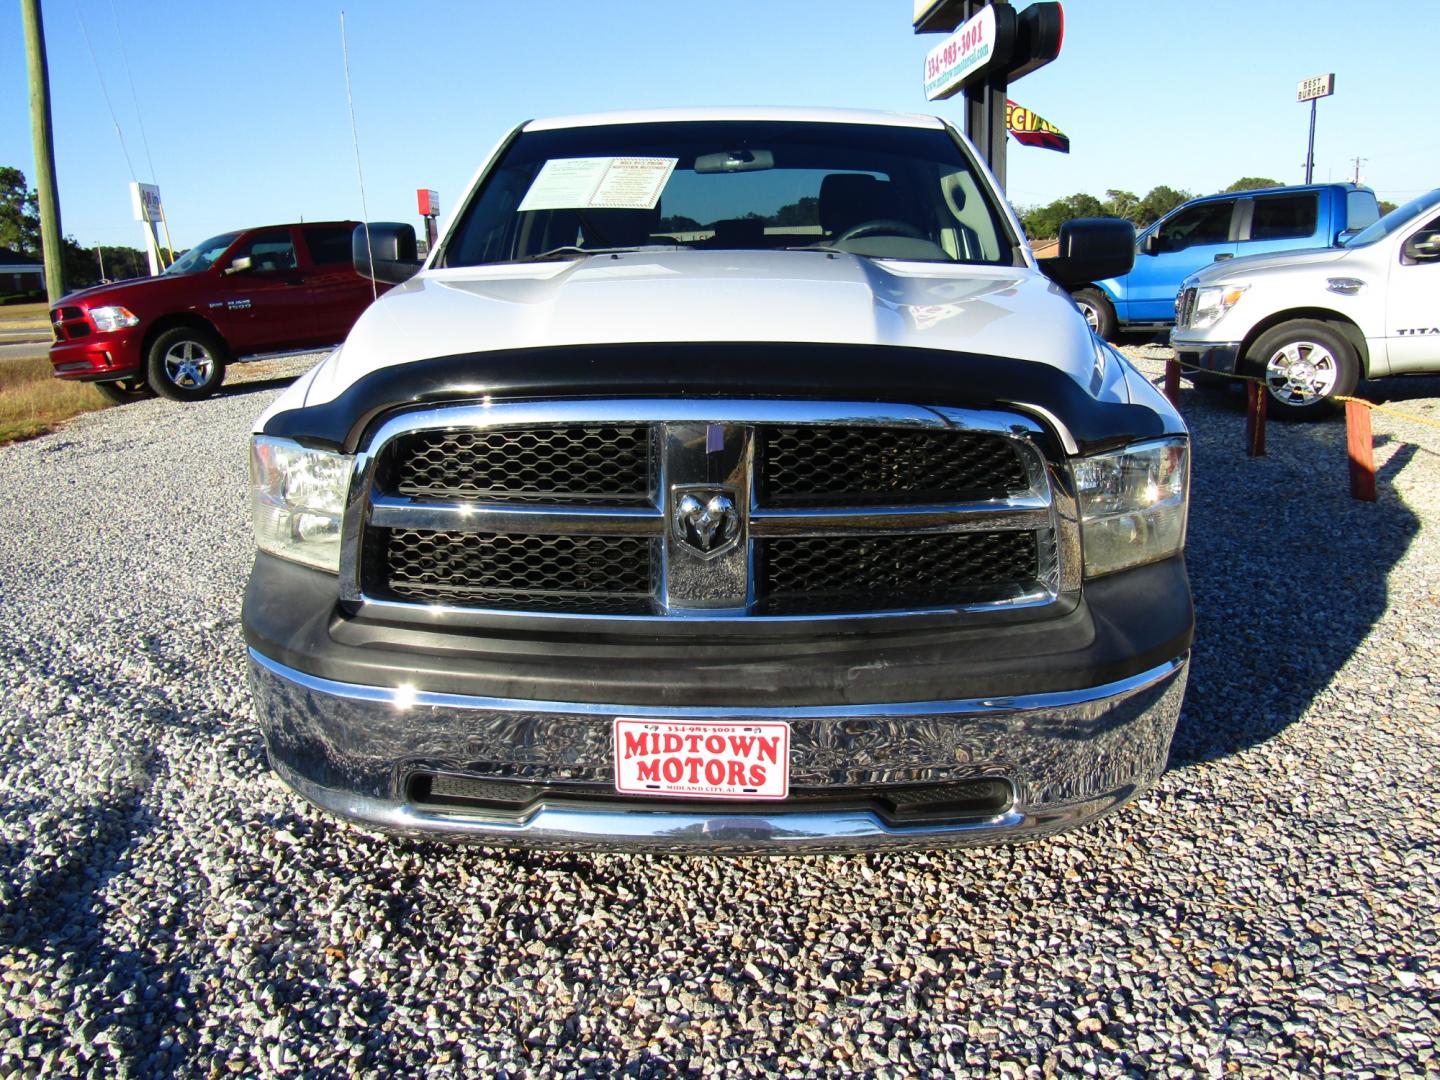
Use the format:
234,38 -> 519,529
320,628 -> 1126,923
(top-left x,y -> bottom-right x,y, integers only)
340,400 -> 1079,625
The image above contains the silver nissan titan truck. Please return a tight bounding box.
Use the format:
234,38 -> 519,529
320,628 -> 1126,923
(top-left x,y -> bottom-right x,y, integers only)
243,107 -> 1193,851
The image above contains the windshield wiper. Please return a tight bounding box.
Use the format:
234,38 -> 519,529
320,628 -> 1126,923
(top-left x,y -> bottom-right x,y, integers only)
515,245 -> 656,263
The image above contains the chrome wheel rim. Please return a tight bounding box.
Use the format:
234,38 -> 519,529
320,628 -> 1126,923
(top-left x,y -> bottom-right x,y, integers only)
1265,340 -> 1337,406
162,340 -> 214,389
1077,300 -> 1100,333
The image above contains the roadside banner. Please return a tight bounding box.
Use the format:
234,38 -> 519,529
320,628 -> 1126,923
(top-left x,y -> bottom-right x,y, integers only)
1006,99 -> 1069,153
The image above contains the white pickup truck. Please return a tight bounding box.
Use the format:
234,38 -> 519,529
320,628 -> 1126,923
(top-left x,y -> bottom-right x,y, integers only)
242,107 -> 1194,851
1172,188 -> 1440,418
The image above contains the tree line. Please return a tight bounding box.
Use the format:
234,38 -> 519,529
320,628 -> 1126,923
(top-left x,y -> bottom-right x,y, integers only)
1019,177 -> 1398,240
2,166 -> 171,296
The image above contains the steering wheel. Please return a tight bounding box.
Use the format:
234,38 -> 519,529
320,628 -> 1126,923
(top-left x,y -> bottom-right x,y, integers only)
834,218 -> 929,243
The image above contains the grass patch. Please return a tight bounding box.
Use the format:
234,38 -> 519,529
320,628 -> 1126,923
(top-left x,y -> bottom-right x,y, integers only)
0,301 -> 49,324
0,356 -> 110,444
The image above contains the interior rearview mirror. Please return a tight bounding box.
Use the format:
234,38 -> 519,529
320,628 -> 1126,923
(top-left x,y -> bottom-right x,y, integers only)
1403,230 -> 1440,262
224,256 -> 253,276
1038,218 -> 1136,290
694,149 -> 775,174
353,223 -> 421,284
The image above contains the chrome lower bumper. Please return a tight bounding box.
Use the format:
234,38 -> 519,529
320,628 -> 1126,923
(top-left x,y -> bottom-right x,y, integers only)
248,649 -> 1189,853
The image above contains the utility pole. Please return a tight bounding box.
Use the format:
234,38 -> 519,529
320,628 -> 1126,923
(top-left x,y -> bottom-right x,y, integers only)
1350,156 -> 1366,184
20,0 -> 65,302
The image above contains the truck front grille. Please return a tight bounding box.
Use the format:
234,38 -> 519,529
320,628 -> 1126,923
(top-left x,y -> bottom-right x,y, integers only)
52,306 -> 92,341
348,401 -> 1070,623
759,426 -> 1027,505
378,529 -> 654,614
389,425 -> 652,504
1176,287 -> 1197,329
759,532 -> 1039,615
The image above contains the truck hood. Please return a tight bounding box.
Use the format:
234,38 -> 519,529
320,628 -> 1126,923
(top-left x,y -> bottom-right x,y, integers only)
300,250 -> 1095,406
58,271 -> 199,309
1187,245 -> 1348,286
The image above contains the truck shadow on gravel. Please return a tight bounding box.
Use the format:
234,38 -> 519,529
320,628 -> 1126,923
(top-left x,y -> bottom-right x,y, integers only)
211,375 -> 300,399
1167,407 -> 1422,768
0,781 -> 195,1074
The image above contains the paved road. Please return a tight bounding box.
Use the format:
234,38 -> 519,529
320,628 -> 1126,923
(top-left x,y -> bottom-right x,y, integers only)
0,341 -> 49,362
0,350 -> 1435,1076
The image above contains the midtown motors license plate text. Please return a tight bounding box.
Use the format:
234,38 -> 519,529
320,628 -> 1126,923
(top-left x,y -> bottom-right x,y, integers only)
613,718 -> 790,800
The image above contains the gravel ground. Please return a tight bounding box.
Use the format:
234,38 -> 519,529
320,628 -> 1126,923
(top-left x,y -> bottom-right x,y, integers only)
0,347 -> 1437,1078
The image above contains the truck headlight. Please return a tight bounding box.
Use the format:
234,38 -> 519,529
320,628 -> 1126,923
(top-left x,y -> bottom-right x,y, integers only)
1072,438 -> 1189,578
89,305 -> 140,332
1188,285 -> 1247,330
249,436 -> 353,572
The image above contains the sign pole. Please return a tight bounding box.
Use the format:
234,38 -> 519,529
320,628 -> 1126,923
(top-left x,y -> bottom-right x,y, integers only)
917,0 -> 1061,180
1305,98 -> 1317,184
1296,74 -> 1333,185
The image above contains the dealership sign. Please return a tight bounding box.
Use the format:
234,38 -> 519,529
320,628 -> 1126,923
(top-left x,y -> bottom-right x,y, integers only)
1297,73 -> 1335,102
923,5 -> 996,100
129,182 -> 163,223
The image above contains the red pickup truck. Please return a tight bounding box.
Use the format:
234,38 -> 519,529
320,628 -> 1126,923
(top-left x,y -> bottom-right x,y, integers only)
49,221 -> 383,402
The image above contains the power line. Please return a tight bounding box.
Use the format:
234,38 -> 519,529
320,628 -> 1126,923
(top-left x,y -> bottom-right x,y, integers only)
341,11 -> 377,301
107,0 -> 160,188
71,0 -> 136,181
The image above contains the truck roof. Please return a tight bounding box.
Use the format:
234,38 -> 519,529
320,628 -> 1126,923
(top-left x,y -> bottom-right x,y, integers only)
524,106 -> 947,132
1190,182 -> 1373,202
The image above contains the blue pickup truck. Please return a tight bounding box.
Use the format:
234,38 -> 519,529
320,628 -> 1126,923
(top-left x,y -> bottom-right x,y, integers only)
1070,183 -> 1381,339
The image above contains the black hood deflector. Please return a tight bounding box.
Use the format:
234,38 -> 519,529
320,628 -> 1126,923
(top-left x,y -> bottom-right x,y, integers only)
262,342 -> 1167,457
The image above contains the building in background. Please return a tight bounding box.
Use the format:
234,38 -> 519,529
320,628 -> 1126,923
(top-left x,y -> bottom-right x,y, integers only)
0,248 -> 43,296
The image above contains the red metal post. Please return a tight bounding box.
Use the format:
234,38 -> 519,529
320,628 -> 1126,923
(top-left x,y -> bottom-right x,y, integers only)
1163,360 -> 1181,408
1345,399 -> 1377,501
1246,382 -> 1267,457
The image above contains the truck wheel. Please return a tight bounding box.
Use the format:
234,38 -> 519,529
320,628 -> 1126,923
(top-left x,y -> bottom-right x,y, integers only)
93,378 -> 155,405
1071,288 -> 1117,340
146,326 -> 228,402
1248,320 -> 1358,421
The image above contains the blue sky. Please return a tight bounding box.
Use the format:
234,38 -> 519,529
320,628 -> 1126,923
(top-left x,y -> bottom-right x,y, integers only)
2,0 -> 1435,249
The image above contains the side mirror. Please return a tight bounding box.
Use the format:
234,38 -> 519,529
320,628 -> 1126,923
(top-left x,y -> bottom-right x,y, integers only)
353,222 -> 421,284
1038,217 -> 1136,289
224,255 -> 253,276
1403,230 -> 1440,263
1141,231 -> 1166,256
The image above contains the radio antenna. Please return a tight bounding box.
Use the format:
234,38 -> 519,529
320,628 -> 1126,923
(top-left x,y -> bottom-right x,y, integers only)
340,11 -> 377,300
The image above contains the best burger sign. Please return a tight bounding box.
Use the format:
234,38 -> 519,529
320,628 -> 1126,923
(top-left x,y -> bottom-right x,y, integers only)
614,718 -> 791,800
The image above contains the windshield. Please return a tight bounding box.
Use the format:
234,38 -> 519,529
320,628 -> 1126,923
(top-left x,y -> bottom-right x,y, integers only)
443,120 -> 1017,267
1343,189 -> 1440,248
163,231 -> 241,275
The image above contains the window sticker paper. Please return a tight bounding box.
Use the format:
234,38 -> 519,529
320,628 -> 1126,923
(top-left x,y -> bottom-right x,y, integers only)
518,157 -> 678,212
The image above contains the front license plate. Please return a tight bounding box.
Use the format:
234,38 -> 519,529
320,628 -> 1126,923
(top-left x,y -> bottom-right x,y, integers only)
613,718 -> 790,800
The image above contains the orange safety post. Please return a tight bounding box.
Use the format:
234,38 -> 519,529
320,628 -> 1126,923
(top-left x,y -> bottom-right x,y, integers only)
1345,399 -> 1377,501
1245,382 -> 1267,457
1163,360 -> 1181,408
